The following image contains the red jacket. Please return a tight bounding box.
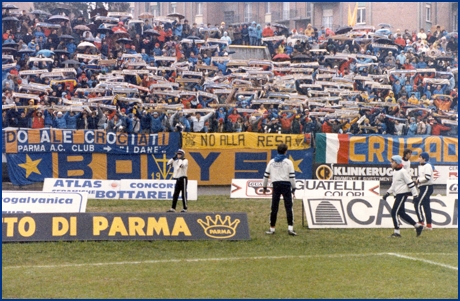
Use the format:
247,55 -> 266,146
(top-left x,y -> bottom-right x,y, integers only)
280,114 -> 295,131
321,120 -> 333,133
431,123 -> 451,135
30,111 -> 45,129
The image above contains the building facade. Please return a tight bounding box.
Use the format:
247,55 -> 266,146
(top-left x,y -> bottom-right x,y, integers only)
132,2 -> 457,33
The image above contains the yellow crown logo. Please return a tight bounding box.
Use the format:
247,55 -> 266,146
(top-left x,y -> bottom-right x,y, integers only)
197,215 -> 240,239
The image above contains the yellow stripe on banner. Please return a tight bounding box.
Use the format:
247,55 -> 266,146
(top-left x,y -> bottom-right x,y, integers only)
73,131 -> 85,144
52,152 -> 59,177
116,160 -> 132,174
89,153 -> 107,179
27,129 -> 41,144
182,132 -> 310,150
66,155 -> 85,177
5,130 -> 18,153
141,154 -> 148,179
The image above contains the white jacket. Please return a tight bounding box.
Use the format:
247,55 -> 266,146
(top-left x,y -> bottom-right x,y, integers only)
262,158 -> 296,188
417,163 -> 434,186
167,158 -> 188,178
388,167 -> 418,197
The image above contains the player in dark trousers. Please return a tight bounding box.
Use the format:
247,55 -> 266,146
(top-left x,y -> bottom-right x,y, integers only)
166,149 -> 189,212
262,143 -> 297,236
414,152 -> 434,230
383,155 -> 423,238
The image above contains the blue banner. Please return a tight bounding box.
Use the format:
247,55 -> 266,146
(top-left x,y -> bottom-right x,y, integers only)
3,129 -> 176,155
4,130 -> 181,186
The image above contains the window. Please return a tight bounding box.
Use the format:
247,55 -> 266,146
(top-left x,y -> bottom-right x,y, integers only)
425,4 -> 432,22
149,2 -> 158,15
322,8 -> 333,29
266,2 -> 271,14
244,3 -> 252,22
306,3 -> 312,18
357,7 -> 366,24
454,10 -> 458,31
197,2 -> 202,15
283,2 -> 290,20
170,2 -> 177,14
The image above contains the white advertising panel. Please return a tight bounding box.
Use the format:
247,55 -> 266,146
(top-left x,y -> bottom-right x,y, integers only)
303,195 -> 457,229
43,178 -> 121,199
2,191 -> 88,213
230,179 -> 380,199
431,165 -> 458,184
118,179 -> 198,200
301,180 -> 380,197
230,179 -> 305,199
43,178 -> 198,200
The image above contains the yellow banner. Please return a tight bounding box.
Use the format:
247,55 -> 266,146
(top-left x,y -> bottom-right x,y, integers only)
181,132 -> 310,150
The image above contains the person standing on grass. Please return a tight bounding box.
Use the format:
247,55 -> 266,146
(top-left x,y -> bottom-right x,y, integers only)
166,149 -> 189,213
414,152 -> 434,230
383,155 -> 423,238
262,143 -> 297,236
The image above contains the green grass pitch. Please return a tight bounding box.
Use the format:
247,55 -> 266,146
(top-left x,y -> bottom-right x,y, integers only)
2,196 -> 457,298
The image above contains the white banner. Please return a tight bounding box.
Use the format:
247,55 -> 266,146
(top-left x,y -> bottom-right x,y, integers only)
43,178 -> 121,199
230,179 -> 380,199
43,178 -> 197,200
303,195 -> 457,229
2,191 -> 88,213
118,179 -> 197,200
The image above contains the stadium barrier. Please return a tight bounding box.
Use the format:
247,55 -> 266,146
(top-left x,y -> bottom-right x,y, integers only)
2,212 -> 250,242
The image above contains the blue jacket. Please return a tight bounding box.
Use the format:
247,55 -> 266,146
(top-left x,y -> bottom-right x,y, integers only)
43,110 -> 55,127
248,25 -> 258,38
150,114 -> 165,133
65,112 -> 82,129
54,112 -> 69,129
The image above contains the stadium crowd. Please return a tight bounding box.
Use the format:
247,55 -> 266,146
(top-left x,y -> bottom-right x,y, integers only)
1,8 -> 458,138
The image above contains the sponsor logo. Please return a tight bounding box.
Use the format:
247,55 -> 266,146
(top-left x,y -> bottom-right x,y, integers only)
307,199 -> 347,226
316,165 -> 333,180
197,215 -> 240,239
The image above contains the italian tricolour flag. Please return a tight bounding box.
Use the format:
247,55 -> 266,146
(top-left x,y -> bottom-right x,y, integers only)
315,133 -> 350,164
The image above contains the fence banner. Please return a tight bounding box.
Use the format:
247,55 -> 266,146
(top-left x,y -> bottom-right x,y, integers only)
7,153 -> 178,186
315,134 -> 458,165
303,195 -> 457,229
186,148 -> 314,185
3,129 -> 176,155
182,132 -> 311,150
2,212 -> 250,242
2,191 -> 88,213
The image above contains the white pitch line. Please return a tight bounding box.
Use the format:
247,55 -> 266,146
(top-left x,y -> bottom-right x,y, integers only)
3,253 -> 457,271
3,253 -> 388,270
386,253 -> 458,271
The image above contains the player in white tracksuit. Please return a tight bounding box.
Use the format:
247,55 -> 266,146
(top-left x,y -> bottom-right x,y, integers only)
402,148 -> 412,172
414,152 -> 434,229
262,143 -> 297,236
166,149 -> 189,212
383,155 -> 424,237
